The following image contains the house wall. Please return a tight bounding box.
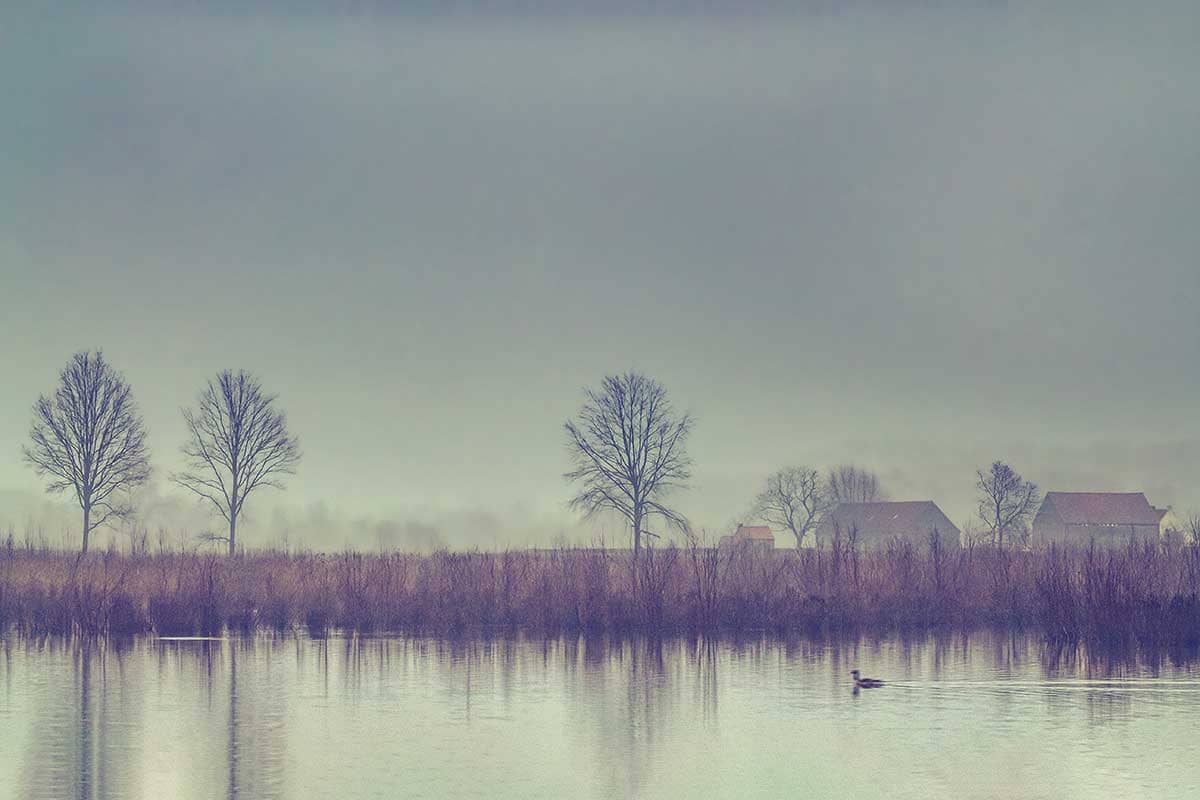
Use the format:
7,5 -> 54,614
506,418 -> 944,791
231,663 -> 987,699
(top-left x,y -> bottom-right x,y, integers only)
1032,520 -> 1069,545
862,528 -> 960,550
1036,521 -> 1160,546
1068,523 -> 1159,545
1031,505 -> 1065,545
925,512 -> 962,549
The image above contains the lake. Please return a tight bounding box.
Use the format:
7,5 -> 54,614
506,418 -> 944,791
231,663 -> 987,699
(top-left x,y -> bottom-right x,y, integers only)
1,632 -> 1198,799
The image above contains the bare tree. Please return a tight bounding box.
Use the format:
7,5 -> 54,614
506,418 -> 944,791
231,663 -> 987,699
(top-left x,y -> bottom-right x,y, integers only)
960,519 -> 990,549
827,464 -> 885,504
23,351 -> 151,554
976,461 -> 1041,548
173,371 -> 301,556
564,372 -> 693,557
752,466 -> 830,548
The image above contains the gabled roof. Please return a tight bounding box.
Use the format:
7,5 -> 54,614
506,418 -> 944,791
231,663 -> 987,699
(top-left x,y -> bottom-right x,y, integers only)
819,501 -> 959,537
733,524 -> 773,541
1042,492 -> 1163,526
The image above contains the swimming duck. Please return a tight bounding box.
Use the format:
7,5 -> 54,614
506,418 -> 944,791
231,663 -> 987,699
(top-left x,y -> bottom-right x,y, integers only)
851,670 -> 884,689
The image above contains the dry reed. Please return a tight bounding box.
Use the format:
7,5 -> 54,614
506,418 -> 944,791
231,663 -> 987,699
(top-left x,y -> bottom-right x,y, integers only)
1,536 -> 1198,647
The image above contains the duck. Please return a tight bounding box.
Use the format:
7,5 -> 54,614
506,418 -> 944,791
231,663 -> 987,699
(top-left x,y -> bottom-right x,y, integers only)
851,669 -> 884,689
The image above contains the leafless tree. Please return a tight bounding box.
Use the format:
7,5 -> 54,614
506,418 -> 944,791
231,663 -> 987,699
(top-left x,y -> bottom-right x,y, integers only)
752,466 -> 830,548
22,351 -> 151,554
827,464 -> 885,504
960,519 -> 989,549
564,372 -> 693,557
173,371 -> 301,556
976,461 -> 1041,548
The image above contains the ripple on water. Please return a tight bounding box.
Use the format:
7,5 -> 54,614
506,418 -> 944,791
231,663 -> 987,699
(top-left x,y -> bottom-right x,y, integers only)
0,632 -> 1198,800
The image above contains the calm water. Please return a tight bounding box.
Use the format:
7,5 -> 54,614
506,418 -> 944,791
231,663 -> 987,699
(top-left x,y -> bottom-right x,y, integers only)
1,633 -> 1199,799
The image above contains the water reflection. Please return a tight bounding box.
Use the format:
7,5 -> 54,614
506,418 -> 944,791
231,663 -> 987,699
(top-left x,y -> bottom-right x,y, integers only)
14,640 -> 135,800
1,632 -> 1198,800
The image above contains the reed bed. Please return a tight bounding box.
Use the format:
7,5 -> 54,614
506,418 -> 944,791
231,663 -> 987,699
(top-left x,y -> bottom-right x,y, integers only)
1,536 -> 1198,647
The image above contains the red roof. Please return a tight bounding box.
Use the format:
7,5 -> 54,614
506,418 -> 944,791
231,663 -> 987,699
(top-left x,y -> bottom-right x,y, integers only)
733,525 -> 773,541
1043,492 -> 1162,526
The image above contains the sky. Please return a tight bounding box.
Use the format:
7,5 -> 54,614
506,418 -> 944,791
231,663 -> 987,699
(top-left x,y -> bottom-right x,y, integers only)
1,1 -> 1198,550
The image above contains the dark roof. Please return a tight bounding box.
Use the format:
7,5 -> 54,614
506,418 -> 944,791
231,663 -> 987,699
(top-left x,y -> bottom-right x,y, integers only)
1043,492 -> 1163,526
818,501 -> 959,538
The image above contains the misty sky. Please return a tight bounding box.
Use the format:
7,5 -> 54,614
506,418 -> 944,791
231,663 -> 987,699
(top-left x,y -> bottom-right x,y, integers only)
2,1 -> 1198,549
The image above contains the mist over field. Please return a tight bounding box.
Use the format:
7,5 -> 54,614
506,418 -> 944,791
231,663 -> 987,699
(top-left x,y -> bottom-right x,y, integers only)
2,1 -> 1198,550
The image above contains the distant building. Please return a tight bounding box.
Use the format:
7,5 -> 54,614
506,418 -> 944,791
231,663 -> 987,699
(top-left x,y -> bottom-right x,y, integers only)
1159,507 -> 1188,544
1030,492 -> 1165,547
813,501 -> 960,549
718,524 -> 775,553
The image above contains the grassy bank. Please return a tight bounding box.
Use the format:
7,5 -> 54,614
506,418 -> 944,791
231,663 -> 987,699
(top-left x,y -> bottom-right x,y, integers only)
2,538 -> 1199,647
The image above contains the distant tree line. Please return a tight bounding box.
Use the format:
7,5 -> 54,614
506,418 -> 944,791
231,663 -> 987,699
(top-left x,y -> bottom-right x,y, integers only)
21,356 -> 1042,557
564,371 -> 1044,553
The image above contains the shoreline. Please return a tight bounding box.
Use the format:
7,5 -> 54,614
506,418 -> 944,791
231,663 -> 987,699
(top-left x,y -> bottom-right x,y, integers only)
2,543 -> 1199,648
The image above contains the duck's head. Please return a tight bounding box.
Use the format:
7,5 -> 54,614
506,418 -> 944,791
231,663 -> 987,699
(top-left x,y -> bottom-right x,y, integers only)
850,670 -> 860,678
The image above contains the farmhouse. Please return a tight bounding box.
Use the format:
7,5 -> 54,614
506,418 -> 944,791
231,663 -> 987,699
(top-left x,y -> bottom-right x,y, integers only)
813,501 -> 960,549
1031,492 -> 1167,547
718,524 -> 775,552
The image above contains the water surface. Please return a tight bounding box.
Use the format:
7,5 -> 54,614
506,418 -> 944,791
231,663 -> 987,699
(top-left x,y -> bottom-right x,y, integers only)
1,633 -> 1198,799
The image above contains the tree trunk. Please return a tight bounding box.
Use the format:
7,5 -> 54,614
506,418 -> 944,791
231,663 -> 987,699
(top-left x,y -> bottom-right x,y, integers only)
81,504 -> 90,555
994,499 -> 1004,549
632,508 -> 643,559
229,481 -> 239,557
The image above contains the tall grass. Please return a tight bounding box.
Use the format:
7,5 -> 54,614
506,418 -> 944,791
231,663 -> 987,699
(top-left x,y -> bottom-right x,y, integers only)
1,538 -> 1198,647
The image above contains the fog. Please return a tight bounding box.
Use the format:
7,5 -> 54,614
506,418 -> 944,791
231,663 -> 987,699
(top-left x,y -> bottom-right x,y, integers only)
2,1 -> 1198,548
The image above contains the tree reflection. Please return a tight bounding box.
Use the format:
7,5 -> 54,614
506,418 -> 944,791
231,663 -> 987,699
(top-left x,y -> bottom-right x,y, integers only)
7,630 -> 1200,799
18,639 -> 139,800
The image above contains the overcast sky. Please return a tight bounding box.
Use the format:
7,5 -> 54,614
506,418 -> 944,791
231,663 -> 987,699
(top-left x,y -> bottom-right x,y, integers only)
2,1 -> 1198,549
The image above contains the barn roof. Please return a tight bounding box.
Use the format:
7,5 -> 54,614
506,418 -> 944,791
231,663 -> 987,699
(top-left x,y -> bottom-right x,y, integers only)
819,501 -> 959,537
1043,492 -> 1163,526
734,524 -> 773,541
